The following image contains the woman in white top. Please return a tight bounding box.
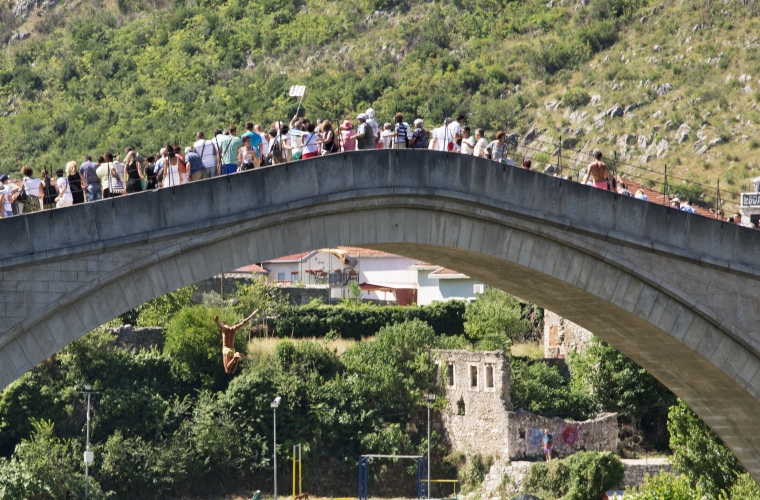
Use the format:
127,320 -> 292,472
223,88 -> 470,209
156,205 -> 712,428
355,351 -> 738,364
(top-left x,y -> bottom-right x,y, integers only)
238,136 -> 256,170
301,123 -> 320,159
0,174 -> 16,217
55,168 -> 73,208
161,148 -> 184,188
20,166 -> 44,213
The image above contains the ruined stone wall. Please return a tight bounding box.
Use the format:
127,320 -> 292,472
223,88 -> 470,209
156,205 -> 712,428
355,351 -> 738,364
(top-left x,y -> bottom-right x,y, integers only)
543,310 -> 594,358
434,349 -> 511,462
481,458 -> 672,496
110,325 -> 164,352
621,458 -> 672,487
506,409 -> 618,460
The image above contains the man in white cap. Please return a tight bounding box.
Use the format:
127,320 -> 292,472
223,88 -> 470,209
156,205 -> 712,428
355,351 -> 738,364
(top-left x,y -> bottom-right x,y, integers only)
366,108 -> 379,143
353,113 -> 376,150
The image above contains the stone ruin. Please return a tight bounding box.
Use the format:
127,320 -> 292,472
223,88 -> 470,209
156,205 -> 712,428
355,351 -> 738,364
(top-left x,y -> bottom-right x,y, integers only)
433,349 -> 618,463
543,310 -> 593,359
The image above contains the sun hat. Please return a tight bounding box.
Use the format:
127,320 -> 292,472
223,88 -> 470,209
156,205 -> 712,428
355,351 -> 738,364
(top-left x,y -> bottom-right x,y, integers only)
366,108 -> 375,118
0,174 -> 8,182
357,113 -> 367,120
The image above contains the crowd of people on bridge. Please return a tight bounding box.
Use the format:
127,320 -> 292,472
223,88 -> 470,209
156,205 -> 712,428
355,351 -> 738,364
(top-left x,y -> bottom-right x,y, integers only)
0,109 -> 754,227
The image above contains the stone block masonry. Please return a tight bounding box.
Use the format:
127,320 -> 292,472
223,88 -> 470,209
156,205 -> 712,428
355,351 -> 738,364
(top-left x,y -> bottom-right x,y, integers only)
544,310 -> 593,358
506,410 -> 618,460
109,325 -> 164,352
434,349 -> 618,463
481,458 -> 672,496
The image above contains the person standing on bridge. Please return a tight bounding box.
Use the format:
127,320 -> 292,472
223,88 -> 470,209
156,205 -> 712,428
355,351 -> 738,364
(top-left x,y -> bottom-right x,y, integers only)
194,131 -> 218,178
218,125 -> 242,174
582,150 -> 611,190
353,114 -> 376,150
80,156 -> 101,202
214,309 -> 259,374
0,174 -> 17,218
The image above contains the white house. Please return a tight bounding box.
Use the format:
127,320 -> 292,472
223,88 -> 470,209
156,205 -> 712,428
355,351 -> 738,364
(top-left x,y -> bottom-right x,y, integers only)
410,262 -> 484,305
255,247 -> 484,305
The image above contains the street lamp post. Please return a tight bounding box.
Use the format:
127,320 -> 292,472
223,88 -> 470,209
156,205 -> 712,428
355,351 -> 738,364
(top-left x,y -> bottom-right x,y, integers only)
426,393 -> 436,499
80,384 -> 98,500
272,396 -> 282,500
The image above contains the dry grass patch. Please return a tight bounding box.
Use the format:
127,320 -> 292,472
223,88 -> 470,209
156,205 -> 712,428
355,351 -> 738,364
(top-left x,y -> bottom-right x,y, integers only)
246,336 -> 367,362
511,342 -> 543,359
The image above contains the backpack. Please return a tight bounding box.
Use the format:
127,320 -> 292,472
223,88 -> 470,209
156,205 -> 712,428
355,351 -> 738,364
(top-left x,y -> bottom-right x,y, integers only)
397,123 -> 409,147
271,136 -> 283,156
17,182 -> 28,202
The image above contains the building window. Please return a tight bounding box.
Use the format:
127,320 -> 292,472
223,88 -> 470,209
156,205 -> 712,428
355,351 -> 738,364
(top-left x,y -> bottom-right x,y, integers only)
277,272 -> 285,281
457,397 -> 465,416
470,366 -> 478,387
447,363 -> 454,386
486,365 -> 494,388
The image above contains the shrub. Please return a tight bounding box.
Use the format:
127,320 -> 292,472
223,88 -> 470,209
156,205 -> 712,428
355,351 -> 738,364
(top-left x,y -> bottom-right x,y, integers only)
136,285 -> 196,327
0,419 -> 107,499
668,400 -> 744,498
275,301 -> 466,339
523,451 -> 624,500
463,288 -> 529,343
511,358 -> 597,420
625,470 -> 700,499
563,87 -> 591,109
163,306 -> 244,390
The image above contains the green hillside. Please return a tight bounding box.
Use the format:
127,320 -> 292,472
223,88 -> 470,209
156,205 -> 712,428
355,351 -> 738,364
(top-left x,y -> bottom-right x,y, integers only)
0,0 -> 758,206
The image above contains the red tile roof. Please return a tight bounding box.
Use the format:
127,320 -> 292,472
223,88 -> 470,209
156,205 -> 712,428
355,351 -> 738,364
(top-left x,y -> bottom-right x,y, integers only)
266,251 -> 313,262
431,267 -> 462,275
234,264 -> 268,274
622,179 -> 718,218
336,246 -> 398,257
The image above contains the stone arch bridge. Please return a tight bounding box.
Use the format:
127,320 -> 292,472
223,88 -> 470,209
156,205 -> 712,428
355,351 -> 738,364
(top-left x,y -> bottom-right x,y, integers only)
2,150 -> 760,479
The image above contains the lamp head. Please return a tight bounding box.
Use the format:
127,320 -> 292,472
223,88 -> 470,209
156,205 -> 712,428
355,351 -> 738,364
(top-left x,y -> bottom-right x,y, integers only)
427,393 -> 436,403
271,396 -> 282,408
84,384 -> 92,392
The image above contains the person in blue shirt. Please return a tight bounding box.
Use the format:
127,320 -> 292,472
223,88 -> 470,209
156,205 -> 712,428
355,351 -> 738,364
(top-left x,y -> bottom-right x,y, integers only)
542,429 -> 553,462
184,147 -> 206,181
241,122 -> 262,168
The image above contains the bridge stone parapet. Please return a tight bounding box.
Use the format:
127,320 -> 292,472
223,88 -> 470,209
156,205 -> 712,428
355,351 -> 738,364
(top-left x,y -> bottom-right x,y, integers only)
2,150 -> 760,481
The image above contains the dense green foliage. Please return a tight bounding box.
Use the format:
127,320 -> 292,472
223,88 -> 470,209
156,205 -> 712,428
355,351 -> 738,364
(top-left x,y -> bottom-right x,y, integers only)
569,336 -> 675,449
274,300 -> 466,339
510,358 -> 597,420
624,470 -> 760,499
0,317 -> 459,498
463,288 -> 530,348
522,451 -> 624,500
0,0 -> 649,175
668,400 -> 745,498
163,305 -> 244,390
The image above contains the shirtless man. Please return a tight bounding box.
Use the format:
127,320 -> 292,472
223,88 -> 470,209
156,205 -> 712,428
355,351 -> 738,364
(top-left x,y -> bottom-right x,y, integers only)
582,150 -> 611,190
214,309 -> 258,374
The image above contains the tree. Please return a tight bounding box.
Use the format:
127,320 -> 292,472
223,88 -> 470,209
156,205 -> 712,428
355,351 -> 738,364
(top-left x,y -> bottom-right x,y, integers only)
463,288 -> 529,344
668,400 -> 743,498
510,358 -> 597,420
163,306 -> 244,390
0,419 -> 107,499
569,336 -> 676,440
136,285 -> 196,327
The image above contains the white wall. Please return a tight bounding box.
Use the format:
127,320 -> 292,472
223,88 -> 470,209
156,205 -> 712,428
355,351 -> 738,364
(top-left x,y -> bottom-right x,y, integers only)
416,270 -> 482,305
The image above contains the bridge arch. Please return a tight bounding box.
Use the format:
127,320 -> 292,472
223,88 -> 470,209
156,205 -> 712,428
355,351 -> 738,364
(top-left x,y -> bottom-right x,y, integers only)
2,150 -> 760,479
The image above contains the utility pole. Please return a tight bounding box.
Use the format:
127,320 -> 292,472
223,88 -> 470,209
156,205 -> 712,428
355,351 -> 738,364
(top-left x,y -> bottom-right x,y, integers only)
80,384 -> 98,499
